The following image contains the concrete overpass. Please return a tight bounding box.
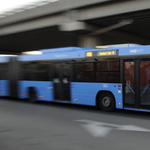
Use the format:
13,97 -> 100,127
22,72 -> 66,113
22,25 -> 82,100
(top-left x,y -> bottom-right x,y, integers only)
0,0 -> 150,54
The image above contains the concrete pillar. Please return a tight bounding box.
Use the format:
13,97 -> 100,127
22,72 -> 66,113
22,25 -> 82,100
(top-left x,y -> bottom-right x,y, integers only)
79,35 -> 98,48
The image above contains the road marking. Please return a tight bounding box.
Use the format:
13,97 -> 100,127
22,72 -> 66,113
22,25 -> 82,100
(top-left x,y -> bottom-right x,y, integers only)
75,119 -> 150,137
80,124 -> 112,137
116,125 -> 150,132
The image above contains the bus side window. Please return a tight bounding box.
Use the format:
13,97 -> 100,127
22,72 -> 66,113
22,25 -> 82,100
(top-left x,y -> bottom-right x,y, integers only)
74,62 -> 94,82
38,61 -> 49,81
96,60 -> 120,83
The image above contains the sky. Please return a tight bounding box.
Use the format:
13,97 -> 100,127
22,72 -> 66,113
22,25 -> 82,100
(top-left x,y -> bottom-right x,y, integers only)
0,0 -> 57,14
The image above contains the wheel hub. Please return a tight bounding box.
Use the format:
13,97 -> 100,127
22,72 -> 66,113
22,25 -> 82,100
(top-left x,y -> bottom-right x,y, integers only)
102,96 -> 111,107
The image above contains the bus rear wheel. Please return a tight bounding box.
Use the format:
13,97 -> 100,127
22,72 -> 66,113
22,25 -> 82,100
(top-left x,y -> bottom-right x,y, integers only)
98,92 -> 115,111
29,88 -> 37,103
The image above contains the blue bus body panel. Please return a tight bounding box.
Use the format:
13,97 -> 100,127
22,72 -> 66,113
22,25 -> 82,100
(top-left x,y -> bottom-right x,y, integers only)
18,81 -> 54,101
70,82 -> 123,109
119,45 -> 150,56
0,80 -> 9,96
124,107 -> 150,112
18,80 -> 123,109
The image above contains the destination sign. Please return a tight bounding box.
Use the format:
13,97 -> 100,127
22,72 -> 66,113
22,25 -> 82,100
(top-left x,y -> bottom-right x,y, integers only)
85,50 -> 118,57
97,50 -> 117,56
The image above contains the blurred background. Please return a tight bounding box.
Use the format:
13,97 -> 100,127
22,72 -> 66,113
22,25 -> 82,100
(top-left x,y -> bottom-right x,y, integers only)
0,1 -> 150,150
0,0 -> 150,54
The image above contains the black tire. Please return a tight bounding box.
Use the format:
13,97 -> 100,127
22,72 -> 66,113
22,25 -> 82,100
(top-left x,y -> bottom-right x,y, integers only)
28,88 -> 37,103
98,92 -> 115,111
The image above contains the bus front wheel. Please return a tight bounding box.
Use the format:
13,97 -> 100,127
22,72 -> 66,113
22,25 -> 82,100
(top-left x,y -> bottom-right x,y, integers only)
98,92 -> 115,111
29,88 -> 37,103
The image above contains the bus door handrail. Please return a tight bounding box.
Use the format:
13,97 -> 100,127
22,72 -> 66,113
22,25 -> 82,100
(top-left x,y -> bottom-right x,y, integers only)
126,81 -> 135,94
140,84 -> 149,96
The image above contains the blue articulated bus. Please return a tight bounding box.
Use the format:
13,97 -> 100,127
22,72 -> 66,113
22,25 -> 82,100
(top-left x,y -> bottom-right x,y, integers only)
2,45 -> 150,112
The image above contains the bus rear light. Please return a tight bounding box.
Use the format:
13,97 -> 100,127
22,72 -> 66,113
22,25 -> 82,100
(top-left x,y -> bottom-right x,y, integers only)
114,85 -> 116,87
118,85 -> 121,87
118,88 -> 121,90
119,103 -> 121,105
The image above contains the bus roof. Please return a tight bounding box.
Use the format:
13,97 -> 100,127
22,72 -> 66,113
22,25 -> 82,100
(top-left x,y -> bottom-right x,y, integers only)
39,47 -> 91,54
18,45 -> 150,61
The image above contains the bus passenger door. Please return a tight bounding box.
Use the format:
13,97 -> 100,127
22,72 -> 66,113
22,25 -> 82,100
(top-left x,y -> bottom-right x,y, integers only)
61,62 -> 71,101
123,59 -> 150,110
123,60 -> 137,108
139,60 -> 150,109
53,62 -> 71,102
53,63 -> 62,100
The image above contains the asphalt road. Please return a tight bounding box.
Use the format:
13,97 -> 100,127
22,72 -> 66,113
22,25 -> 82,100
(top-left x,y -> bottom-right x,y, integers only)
0,98 -> 150,150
